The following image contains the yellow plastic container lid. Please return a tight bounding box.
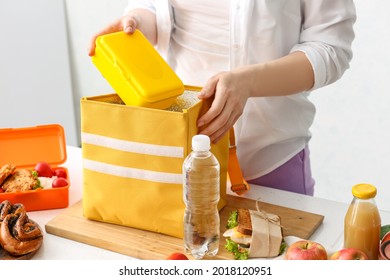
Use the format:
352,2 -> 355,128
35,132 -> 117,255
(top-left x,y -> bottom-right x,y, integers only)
92,30 -> 184,109
352,183 -> 377,199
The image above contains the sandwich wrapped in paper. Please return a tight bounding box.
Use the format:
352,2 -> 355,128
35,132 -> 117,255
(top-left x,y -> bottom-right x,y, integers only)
223,208 -> 285,259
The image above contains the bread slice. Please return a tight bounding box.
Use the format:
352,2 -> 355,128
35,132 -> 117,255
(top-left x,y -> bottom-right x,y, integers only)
0,164 -> 16,187
237,208 -> 252,235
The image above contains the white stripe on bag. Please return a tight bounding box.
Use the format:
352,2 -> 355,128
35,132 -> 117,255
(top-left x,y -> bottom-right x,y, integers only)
83,159 -> 183,184
81,132 -> 184,158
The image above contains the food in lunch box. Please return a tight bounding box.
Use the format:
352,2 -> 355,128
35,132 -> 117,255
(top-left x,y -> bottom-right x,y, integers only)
223,208 -> 285,260
0,163 -> 68,192
54,168 -> 67,179
1,169 -> 39,192
52,177 -> 68,188
0,200 -> 43,256
34,161 -> 54,178
0,164 -> 16,186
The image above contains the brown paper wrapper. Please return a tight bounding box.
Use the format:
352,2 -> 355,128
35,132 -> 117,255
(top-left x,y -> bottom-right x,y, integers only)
248,209 -> 282,258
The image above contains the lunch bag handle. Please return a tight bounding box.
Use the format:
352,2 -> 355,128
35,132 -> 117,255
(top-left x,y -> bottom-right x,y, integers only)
228,128 -> 249,195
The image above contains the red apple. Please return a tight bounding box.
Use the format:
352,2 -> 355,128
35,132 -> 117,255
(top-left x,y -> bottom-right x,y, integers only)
330,248 -> 368,260
380,232 -> 390,260
285,240 -> 328,260
166,252 -> 189,260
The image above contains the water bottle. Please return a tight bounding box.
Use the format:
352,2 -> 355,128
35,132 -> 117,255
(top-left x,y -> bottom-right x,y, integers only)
183,134 -> 220,259
344,183 -> 381,259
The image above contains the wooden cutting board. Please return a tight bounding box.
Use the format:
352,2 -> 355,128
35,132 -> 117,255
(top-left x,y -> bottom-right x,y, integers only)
45,195 -> 324,260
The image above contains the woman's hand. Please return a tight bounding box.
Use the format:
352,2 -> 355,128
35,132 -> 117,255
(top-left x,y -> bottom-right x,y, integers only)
88,9 -> 157,56
196,52 -> 314,143
197,70 -> 251,143
88,14 -> 138,56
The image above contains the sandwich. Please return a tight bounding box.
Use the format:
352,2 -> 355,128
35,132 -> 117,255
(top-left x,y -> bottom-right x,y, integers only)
223,208 -> 286,260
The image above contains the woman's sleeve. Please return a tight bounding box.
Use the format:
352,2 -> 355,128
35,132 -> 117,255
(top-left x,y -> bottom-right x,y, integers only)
292,0 -> 357,90
124,0 -> 156,15
124,0 -> 172,59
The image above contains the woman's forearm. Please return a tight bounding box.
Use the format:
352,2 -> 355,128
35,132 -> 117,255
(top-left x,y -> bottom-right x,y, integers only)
235,51 -> 315,97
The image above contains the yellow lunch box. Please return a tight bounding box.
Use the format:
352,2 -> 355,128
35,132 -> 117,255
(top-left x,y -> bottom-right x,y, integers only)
92,30 -> 184,109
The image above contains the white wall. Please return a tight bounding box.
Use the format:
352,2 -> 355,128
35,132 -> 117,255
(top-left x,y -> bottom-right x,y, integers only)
309,0 -> 390,212
64,1 -> 389,211
0,0 -> 77,146
63,0 -> 128,143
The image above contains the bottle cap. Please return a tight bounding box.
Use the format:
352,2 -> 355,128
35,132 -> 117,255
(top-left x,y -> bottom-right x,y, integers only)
192,134 -> 210,151
352,183 -> 377,199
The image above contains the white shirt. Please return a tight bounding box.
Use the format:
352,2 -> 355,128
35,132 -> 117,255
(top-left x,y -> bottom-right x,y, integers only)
125,0 -> 356,180
168,0 -> 229,85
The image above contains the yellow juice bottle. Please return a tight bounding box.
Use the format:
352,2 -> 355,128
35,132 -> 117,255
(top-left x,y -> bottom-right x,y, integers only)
344,183 -> 381,259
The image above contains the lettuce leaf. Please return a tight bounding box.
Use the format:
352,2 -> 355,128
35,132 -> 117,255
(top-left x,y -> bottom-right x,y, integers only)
226,210 -> 238,229
225,238 -> 249,260
279,239 -> 287,255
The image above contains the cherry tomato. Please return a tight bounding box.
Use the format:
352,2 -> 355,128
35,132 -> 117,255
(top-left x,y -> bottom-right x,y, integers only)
35,161 -> 54,177
52,177 -> 68,188
54,168 -> 67,179
166,252 -> 189,260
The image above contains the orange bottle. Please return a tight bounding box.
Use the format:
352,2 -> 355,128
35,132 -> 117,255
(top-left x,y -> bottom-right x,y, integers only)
344,183 -> 381,259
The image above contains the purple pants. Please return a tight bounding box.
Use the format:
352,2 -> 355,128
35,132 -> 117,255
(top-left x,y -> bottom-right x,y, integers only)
247,146 -> 315,196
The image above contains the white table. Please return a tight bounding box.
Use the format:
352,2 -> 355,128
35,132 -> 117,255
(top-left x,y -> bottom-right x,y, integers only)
28,145 -> 390,259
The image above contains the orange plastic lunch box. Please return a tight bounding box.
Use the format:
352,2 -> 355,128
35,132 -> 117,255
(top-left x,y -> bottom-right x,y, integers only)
0,124 -> 69,211
92,30 -> 184,109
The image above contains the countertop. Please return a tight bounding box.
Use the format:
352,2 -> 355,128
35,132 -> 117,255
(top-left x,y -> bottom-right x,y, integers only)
28,145 -> 390,259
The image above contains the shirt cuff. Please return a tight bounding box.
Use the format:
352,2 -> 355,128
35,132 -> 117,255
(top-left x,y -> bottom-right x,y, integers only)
291,44 -> 327,92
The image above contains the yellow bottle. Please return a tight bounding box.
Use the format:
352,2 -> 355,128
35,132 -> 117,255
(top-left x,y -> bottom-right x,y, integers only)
344,183 -> 381,259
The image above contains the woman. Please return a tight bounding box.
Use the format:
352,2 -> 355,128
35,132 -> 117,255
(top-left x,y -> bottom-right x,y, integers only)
89,0 -> 356,196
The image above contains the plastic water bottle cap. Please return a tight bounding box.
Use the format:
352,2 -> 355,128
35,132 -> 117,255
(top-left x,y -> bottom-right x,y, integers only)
192,134 -> 210,151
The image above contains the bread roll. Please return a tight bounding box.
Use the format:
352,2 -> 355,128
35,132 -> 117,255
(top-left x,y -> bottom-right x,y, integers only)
0,201 -> 43,256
